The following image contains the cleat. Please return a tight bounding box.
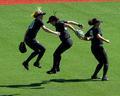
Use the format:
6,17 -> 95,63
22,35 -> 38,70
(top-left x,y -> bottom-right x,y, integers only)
33,62 -> 41,68
56,67 -> 60,72
102,76 -> 109,81
91,75 -> 101,80
47,68 -> 57,74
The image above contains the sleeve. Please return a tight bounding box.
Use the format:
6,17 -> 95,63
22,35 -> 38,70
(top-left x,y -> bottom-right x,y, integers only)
96,28 -> 101,34
95,28 -> 102,37
85,30 -> 91,37
85,29 -> 94,39
85,31 -> 90,37
36,19 -> 44,26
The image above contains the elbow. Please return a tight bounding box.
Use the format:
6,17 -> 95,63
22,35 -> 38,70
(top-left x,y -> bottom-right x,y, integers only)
96,34 -> 100,38
97,34 -> 102,39
42,26 -> 47,31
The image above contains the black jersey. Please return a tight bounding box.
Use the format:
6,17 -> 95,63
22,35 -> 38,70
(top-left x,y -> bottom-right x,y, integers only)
85,27 -> 103,46
55,20 -> 70,42
26,18 -> 44,39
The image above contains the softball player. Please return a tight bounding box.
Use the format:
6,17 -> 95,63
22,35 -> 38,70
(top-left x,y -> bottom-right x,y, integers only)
84,18 -> 110,81
46,16 -> 83,74
22,10 -> 60,70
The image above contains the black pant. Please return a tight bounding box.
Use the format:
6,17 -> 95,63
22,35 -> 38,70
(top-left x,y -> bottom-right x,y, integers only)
25,38 -> 46,63
91,45 -> 109,77
53,38 -> 73,69
91,45 -> 108,64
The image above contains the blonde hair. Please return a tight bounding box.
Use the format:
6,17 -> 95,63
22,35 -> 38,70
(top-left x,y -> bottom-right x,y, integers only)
31,7 -> 43,18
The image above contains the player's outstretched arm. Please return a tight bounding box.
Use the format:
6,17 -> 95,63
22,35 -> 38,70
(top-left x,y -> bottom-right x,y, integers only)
42,25 -> 60,36
67,21 -> 83,29
65,23 -> 76,32
97,34 -> 110,43
65,23 -> 84,39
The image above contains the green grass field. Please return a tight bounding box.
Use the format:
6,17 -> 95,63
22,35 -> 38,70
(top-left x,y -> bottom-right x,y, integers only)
0,2 -> 120,96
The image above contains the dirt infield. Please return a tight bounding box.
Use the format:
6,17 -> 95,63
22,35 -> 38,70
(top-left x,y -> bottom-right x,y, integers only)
0,0 -> 119,5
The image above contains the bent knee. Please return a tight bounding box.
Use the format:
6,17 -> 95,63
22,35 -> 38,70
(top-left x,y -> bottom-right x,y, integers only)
53,52 -> 61,57
38,47 -> 46,53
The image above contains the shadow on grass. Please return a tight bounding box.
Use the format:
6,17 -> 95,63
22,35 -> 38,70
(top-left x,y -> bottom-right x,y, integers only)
0,94 -> 19,96
0,81 -> 48,89
0,78 -> 100,89
49,78 -> 100,83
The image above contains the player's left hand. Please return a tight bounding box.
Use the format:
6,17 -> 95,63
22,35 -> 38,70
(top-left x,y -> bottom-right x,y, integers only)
78,24 -> 83,29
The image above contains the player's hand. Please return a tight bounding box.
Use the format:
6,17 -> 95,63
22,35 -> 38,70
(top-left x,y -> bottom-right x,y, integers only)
78,24 -> 83,29
56,32 -> 60,36
86,36 -> 93,41
106,39 -> 110,43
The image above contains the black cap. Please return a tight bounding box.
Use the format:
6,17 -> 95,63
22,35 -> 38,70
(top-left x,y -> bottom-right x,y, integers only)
33,11 -> 46,18
88,18 -> 102,25
47,16 -> 59,23
93,18 -> 102,23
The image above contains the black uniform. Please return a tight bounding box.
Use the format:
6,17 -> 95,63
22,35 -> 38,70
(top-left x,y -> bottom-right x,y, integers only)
52,20 -> 73,70
85,27 -> 109,78
24,18 -> 45,64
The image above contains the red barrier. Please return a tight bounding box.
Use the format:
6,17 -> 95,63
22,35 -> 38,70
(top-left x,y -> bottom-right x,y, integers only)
0,0 -> 119,5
